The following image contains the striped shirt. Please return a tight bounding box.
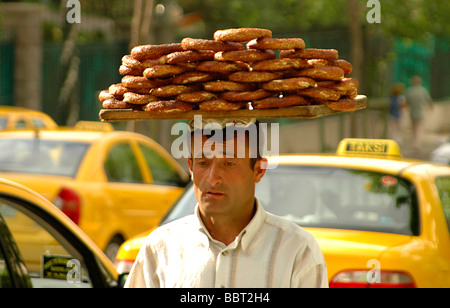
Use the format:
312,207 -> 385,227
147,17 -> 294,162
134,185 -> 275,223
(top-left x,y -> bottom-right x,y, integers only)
125,200 -> 328,288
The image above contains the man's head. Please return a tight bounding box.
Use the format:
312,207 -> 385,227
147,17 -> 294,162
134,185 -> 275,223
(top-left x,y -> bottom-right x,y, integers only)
411,75 -> 422,86
187,118 -> 267,219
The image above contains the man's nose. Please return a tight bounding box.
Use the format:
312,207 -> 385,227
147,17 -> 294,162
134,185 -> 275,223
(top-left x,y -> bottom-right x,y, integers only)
207,160 -> 223,186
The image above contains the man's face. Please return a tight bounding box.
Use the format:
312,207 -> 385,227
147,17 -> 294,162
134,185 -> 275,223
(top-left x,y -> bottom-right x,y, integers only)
188,134 -> 266,219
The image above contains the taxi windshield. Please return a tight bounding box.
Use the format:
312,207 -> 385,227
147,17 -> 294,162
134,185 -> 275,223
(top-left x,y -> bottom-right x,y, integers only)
162,165 -> 419,236
258,166 -> 419,236
0,139 -> 90,177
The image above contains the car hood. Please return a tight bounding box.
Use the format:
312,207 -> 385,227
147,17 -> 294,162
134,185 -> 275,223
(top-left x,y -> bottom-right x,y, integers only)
0,172 -> 73,202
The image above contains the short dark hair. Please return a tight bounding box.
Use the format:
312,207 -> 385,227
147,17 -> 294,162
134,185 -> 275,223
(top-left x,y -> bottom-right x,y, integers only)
189,120 -> 264,170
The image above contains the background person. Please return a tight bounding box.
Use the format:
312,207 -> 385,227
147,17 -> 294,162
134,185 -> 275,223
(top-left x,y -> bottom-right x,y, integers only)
405,75 -> 434,150
388,82 -> 406,144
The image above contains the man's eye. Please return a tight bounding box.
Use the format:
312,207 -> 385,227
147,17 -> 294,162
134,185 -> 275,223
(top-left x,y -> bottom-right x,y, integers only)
225,161 -> 236,167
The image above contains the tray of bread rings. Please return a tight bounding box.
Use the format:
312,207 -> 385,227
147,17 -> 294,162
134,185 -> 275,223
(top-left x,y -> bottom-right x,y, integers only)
98,28 -> 366,121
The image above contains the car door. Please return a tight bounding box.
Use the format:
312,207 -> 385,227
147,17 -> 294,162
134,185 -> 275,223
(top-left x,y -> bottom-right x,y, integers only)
103,139 -> 187,243
0,193 -> 116,288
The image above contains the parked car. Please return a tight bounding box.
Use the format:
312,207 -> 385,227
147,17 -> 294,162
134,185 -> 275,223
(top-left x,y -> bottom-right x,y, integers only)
430,137 -> 450,166
0,177 -> 119,288
0,106 -> 58,131
116,138 -> 450,288
0,123 -> 189,260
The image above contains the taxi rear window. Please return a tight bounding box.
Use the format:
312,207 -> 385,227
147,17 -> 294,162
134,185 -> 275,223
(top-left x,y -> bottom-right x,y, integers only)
256,166 -> 419,236
0,139 -> 90,177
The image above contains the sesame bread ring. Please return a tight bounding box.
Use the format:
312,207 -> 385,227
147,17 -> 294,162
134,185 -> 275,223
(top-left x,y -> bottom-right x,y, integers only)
228,71 -> 283,83
171,71 -> 215,85
108,83 -> 129,97
143,65 -> 190,78
165,50 -> 215,64
151,84 -> 200,98
102,98 -> 130,109
119,65 -> 144,76
214,28 -> 272,42
144,100 -> 195,113
221,89 -> 272,102
196,61 -> 249,73
131,43 -> 183,60
121,75 -> 170,89
250,58 -> 308,71
123,92 -> 158,105
325,98 -> 358,111
246,38 -> 305,50
262,77 -> 316,91
295,66 -> 345,81
176,91 -> 217,103
321,77 -> 359,93
203,80 -> 256,92
214,50 -> 276,62
98,90 -> 115,102
328,59 -> 353,75
199,99 -> 247,111
252,95 -> 309,109
181,38 -> 245,52
306,59 -> 329,68
122,55 -> 160,70
280,48 -> 339,60
297,87 -> 341,101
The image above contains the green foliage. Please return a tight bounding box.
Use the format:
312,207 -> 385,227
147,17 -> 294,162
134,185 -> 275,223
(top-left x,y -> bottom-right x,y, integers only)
180,0 -> 449,40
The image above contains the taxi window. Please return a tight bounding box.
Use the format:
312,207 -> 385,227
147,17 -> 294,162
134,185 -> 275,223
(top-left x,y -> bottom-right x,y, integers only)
436,177 -> 450,232
14,119 -> 27,129
0,139 -> 89,177
0,218 -> 14,287
104,143 -> 143,183
32,118 -> 47,129
0,118 -> 7,130
0,198 -> 93,288
139,143 -> 183,185
256,166 -> 419,235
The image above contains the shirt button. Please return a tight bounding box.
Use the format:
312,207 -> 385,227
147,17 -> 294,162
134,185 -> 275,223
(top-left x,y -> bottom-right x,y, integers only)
222,251 -> 228,256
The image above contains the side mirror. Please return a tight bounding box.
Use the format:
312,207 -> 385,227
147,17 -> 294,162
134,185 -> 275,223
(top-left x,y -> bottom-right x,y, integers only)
118,273 -> 129,288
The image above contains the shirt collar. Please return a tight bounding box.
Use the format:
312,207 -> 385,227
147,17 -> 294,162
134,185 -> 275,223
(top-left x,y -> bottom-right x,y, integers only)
194,199 -> 266,253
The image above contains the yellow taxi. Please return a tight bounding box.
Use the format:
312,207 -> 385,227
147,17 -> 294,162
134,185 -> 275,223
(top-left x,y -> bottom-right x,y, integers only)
116,138 -> 450,288
0,177 -> 119,287
0,106 -> 58,130
0,122 -> 189,260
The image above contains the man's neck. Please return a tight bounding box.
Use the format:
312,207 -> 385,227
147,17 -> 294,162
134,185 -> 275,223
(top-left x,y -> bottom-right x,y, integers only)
200,201 -> 257,246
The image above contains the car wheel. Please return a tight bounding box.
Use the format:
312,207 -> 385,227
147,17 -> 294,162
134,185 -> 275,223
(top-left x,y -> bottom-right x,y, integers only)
105,235 -> 124,261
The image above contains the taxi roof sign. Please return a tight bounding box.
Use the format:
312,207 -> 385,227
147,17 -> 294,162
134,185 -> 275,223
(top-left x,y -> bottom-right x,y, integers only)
336,138 -> 402,158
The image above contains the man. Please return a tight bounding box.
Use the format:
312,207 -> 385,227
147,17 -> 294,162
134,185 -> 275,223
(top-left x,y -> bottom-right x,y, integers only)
405,76 -> 434,150
125,118 -> 328,288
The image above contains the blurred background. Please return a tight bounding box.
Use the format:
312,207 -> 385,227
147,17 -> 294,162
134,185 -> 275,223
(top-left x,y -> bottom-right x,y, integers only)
0,0 -> 449,159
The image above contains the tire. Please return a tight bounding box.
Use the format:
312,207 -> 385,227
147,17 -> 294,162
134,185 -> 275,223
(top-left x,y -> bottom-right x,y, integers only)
104,235 -> 124,261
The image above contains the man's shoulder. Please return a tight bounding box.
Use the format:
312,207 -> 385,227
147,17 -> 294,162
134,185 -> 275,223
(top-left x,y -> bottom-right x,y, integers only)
146,215 -> 198,243
265,212 -> 313,237
264,212 -> 323,257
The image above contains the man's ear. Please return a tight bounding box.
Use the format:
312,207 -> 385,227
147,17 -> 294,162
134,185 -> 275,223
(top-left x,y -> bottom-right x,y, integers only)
253,158 -> 267,183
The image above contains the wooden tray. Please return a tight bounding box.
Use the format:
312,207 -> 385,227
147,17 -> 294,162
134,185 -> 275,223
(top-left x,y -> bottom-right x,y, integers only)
99,95 -> 366,121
